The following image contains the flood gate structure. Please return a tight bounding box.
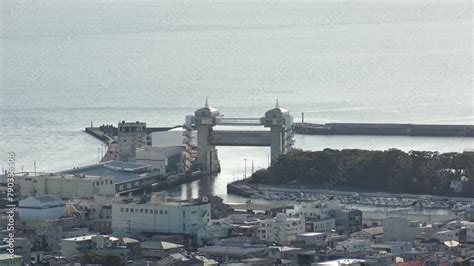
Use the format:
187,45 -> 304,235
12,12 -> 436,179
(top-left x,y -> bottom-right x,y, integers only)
187,102 -> 294,172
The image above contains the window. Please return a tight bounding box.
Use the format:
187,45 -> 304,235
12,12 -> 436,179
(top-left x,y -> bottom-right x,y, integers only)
154,210 -> 158,214
120,208 -> 124,212
140,209 -> 143,213
145,209 -> 148,214
164,210 -> 168,214
160,210 -> 163,214
125,208 -> 129,212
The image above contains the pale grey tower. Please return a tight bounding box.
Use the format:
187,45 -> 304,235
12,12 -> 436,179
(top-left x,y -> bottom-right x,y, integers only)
262,102 -> 294,163
117,121 -> 147,162
194,101 -> 220,172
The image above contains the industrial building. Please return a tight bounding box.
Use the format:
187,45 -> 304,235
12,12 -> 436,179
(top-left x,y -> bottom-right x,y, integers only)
59,160 -> 162,194
135,146 -> 184,175
19,195 -> 66,221
197,245 -> 267,264
111,197 -> 211,235
15,173 -> 114,199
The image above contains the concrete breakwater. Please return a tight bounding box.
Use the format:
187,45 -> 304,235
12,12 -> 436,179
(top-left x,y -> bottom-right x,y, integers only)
294,122 -> 474,137
227,180 -> 259,197
85,125 -> 180,141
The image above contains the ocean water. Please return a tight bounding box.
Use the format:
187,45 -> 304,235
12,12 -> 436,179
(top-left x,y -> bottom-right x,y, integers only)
1,0 -> 472,199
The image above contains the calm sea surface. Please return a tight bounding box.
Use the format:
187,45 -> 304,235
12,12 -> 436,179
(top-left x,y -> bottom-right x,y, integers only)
1,0 -> 472,200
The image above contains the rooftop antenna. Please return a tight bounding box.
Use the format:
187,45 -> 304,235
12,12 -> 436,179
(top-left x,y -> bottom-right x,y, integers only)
205,98 -> 209,108
276,99 -> 279,108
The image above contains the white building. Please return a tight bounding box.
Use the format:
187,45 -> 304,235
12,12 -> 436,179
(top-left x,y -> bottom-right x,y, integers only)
19,195 -> 66,221
335,239 -> 371,252
306,217 -> 336,233
463,221 -> 474,243
16,173 -> 114,199
371,242 -> 412,255
0,254 -> 22,266
296,232 -> 327,246
294,200 -> 341,219
135,146 -> 183,174
60,234 -> 119,257
314,259 -> 366,266
112,198 -> 211,235
151,128 -> 196,148
257,213 -> 305,245
291,201 -> 339,233
150,127 -> 195,173
383,217 -> 427,243
433,230 -> 458,242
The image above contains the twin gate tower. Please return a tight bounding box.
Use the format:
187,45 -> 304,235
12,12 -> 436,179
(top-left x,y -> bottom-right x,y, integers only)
188,101 -> 294,172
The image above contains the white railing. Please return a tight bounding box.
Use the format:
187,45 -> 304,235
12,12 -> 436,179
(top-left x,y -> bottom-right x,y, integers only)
216,117 -> 263,126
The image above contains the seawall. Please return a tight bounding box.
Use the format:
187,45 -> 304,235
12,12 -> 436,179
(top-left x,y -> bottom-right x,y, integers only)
294,123 -> 474,137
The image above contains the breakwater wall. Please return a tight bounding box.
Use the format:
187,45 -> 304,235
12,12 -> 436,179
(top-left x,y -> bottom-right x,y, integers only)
85,125 -> 181,142
294,123 -> 474,137
227,180 -> 258,197
85,127 -> 114,144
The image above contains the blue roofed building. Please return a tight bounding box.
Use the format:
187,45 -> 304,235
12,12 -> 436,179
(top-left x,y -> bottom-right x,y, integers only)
58,160 -> 163,194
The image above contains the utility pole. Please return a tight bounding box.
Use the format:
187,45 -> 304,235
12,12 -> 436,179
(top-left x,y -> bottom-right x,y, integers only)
127,220 -> 131,233
244,158 -> 247,178
209,149 -> 212,177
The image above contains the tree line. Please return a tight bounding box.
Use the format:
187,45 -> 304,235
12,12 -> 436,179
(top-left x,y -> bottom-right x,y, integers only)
249,149 -> 474,197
